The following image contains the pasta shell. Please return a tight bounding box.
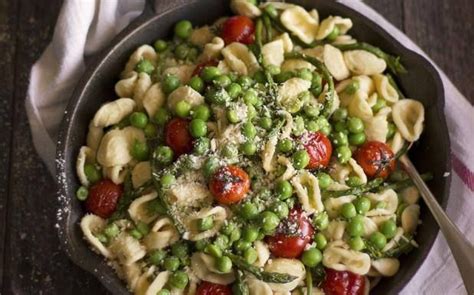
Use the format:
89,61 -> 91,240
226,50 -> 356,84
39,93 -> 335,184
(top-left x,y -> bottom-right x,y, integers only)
163,64 -> 196,84
128,191 -> 158,224
199,37 -> 225,62
191,252 -> 236,284
143,217 -> 179,250
104,165 -> 128,185
189,26 -> 215,47
277,156 -> 297,181
262,39 -> 285,67
76,146 -> 95,187
261,135 -> 278,172
343,50 -> 387,75
222,42 -> 260,75
134,267 -> 155,295
168,173 -> 212,207
131,161 -> 151,189
122,45 -> 157,77
301,46 -> 324,61
382,227 -> 405,252
281,59 -> 316,72
364,106 -> 391,143
316,16 -> 353,40
265,258 -> 306,293
280,6 -> 319,44
97,127 -> 145,167
247,278 -> 272,295
323,44 -> 350,81
371,258 -> 400,277
391,99 -> 425,142
167,86 -> 204,111
372,74 -> 399,103
92,98 -> 136,128
388,131 -> 405,154
132,73 -> 152,109
400,186 -> 420,205
366,189 -> 398,216
401,204 -> 420,235
280,110 -> 294,139
142,83 -> 165,118
348,91 -> 373,121
362,216 -> 378,237
144,270 -> 171,295
86,122 -> 104,151
323,241 -> 371,275
109,232 -> 147,265
254,241 -> 271,267
115,71 -> 138,98
184,206 -> 227,241
277,77 -> 312,104
231,0 -> 261,18
324,195 -> 357,218
290,170 -> 324,214
332,34 -> 357,45
275,33 -> 294,53
80,214 -> 112,258
324,220 -> 347,241
119,263 -> 141,291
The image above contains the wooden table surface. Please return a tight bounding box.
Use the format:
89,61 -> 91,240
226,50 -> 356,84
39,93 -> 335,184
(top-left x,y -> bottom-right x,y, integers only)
0,0 -> 472,294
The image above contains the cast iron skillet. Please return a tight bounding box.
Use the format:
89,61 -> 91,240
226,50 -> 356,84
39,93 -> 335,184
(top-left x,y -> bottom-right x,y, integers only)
56,0 -> 451,294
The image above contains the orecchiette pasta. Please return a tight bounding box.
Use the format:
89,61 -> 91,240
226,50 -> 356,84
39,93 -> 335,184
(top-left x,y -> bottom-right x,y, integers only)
291,170 -> 324,214
191,252 -> 236,284
364,106 -> 391,143
86,122 -> 104,151
262,39 -> 285,67
253,241 -> 271,267
324,195 -> 357,218
277,156 -> 297,181
280,6 -> 319,44
189,26 -> 214,47
76,146 -> 95,187
221,42 -> 260,75
348,91 -> 373,121
131,161 -> 151,189
324,220 -> 347,241
96,127 -> 145,167
275,33 -> 294,53
247,278 -> 273,295
281,59 -> 316,72
128,191 -> 158,224
400,186 -> 420,205
167,86 -> 204,111
343,50 -> 387,75
277,78 -> 312,105
80,214 -> 112,258
142,83 -> 165,118
105,165 -> 128,185
199,37 -> 225,62
323,44 -> 351,81
92,98 -> 136,128
122,45 -> 157,77
265,258 -> 306,293
371,258 -> 400,277
163,65 -> 196,84
323,241 -> 371,275
109,232 -> 147,265
143,217 -> 179,250
184,206 -> 227,241
316,16 -> 353,40
388,131 -> 405,154
261,135 -> 278,172
372,74 -> 399,103
366,189 -> 398,217
142,270 -> 171,295
231,0 -> 261,18
401,204 -> 420,235
391,99 -> 425,142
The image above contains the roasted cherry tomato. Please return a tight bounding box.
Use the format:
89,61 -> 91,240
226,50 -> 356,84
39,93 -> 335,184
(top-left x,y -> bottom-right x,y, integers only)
322,269 -> 366,295
85,179 -> 123,218
196,281 -> 232,295
220,15 -> 255,45
266,207 -> 314,258
192,59 -> 218,77
354,141 -> 396,179
165,117 -> 194,157
302,131 -> 333,169
209,165 -> 250,205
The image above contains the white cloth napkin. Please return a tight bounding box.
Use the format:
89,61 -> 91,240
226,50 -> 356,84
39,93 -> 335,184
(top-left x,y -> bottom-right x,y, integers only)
26,0 -> 474,294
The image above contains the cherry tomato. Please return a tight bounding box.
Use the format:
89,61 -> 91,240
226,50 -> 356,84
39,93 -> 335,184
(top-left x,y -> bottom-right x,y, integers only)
322,269 -> 366,295
220,16 -> 255,45
354,141 -> 396,179
266,207 -> 314,258
196,281 -> 232,295
192,59 -> 218,76
209,165 -> 250,205
302,131 -> 333,169
165,117 -> 194,157
85,179 -> 123,218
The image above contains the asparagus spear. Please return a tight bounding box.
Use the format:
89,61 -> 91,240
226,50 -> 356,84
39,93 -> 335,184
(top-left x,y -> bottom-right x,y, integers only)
226,253 -> 297,283
323,178 -> 384,198
306,267 -> 313,295
108,177 -> 153,222
232,270 -> 249,295
334,42 -> 407,74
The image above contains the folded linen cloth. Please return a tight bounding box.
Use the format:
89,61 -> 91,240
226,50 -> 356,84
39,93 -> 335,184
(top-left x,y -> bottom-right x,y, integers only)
26,0 -> 474,294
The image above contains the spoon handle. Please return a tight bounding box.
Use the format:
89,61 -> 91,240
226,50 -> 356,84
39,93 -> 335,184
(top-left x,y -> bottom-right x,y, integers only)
400,155 -> 474,294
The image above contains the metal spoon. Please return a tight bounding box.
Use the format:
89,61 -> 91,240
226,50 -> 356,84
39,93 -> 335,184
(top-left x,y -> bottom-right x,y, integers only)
399,155 -> 474,294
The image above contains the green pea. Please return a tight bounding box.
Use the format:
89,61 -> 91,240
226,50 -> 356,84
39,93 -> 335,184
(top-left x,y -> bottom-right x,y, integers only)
304,105 -> 320,118
320,124 -> 332,136
203,157 -> 219,178
169,271 -> 189,290
148,249 -> 166,265
154,145 -> 174,165
154,39 -> 168,52
277,139 -> 294,153
229,227 -> 241,242
102,224 -> 119,240
341,203 -> 357,219
214,235 -> 230,250
174,20 -> 193,39
349,236 -> 365,251
214,75 -> 232,88
144,123 -> 157,138
332,108 -> 348,122
136,221 -> 150,236
347,215 -> 365,237
132,141 -> 149,161
264,3 -> 278,18
84,163 -> 101,184
349,132 -> 366,146
240,202 -> 259,220
130,112 -> 149,129
292,150 -> 310,169
332,131 -> 349,147
346,176 -> 363,187
160,173 -> 176,188
334,121 -> 347,133
194,137 -> 210,155
157,290 -> 171,295
237,76 -> 254,89
369,232 -> 387,250
216,256 -> 233,273
344,80 -> 360,95
387,122 -> 396,139
354,197 -> 371,214
317,173 -> 332,189
171,241 -> 189,258
311,74 -> 323,96
275,180 -> 293,200
226,82 -> 242,99
189,76 -> 205,93
205,244 -> 222,258
76,186 -> 88,201
326,26 -> 340,41
241,248 -> 257,265
221,222 -> 236,236
135,59 -> 154,74
187,47 -> 199,61
243,89 -> 259,105
316,117 -> 331,135
242,226 -> 259,242
162,74 -> 181,94
271,201 -> 289,219
259,117 -> 272,130
129,229 -> 143,240
246,105 -> 257,119
275,71 -> 294,83
192,104 -> 211,121
201,66 -> 221,82
226,109 -> 240,123
301,248 -> 323,267
189,118 -> 208,138
347,117 -> 364,133
241,141 -> 257,156
242,122 -> 257,139
372,97 -> 387,113
154,108 -> 171,125
175,43 -> 189,59
313,212 -> 329,230
314,233 -> 327,250
336,146 -> 352,163
234,240 -> 251,253
198,216 -> 214,232
380,220 -> 397,238
222,143 -> 238,158
260,211 -> 280,233
195,239 -> 209,251
375,201 -> 387,209
206,87 -> 230,105
297,68 -> 313,81
175,100 -> 192,117
305,121 -> 318,132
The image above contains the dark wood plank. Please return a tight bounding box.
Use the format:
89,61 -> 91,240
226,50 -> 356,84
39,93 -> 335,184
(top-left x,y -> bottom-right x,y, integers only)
0,0 -> 19,289
2,0 -> 106,293
403,0 -> 474,104
364,0 -> 404,31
